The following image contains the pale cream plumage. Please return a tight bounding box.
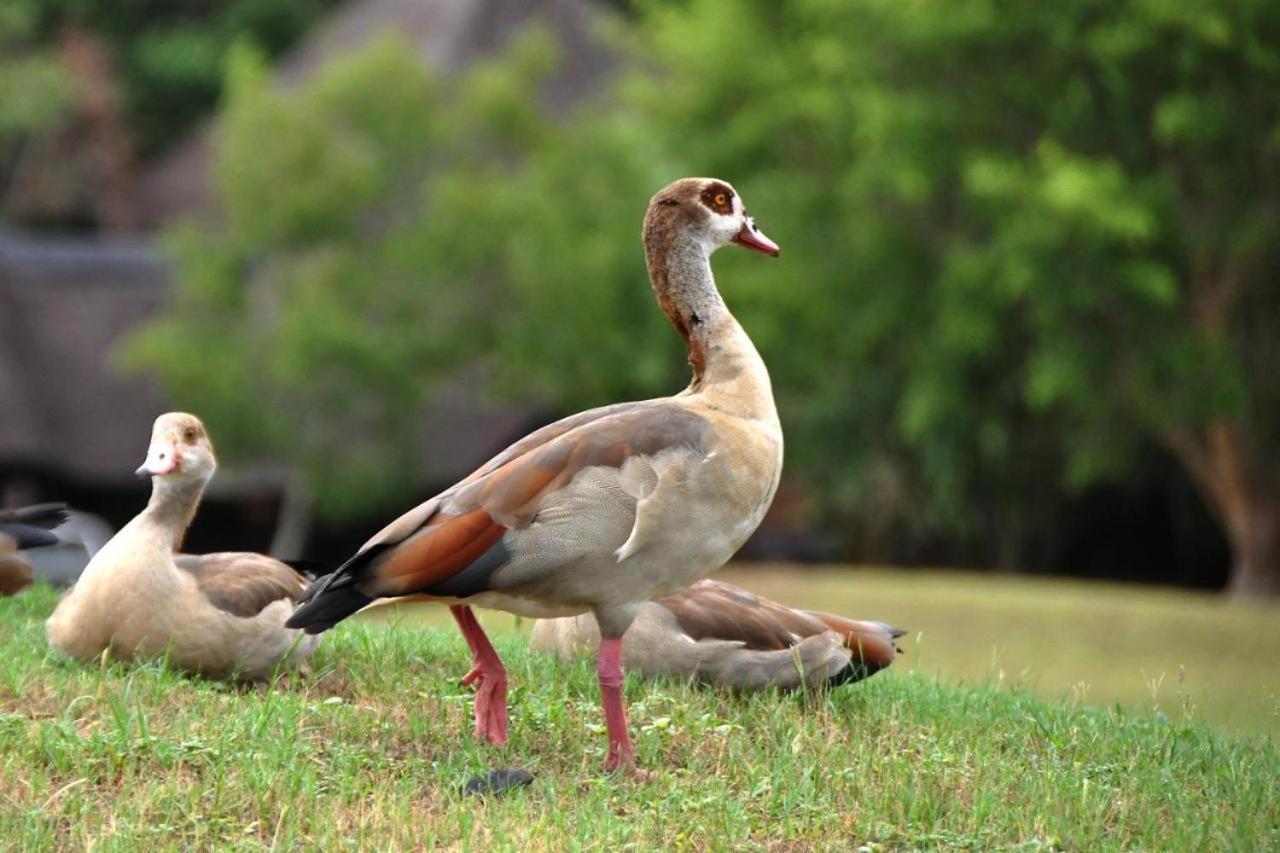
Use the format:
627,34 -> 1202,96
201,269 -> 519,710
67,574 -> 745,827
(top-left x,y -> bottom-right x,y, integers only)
46,413 -> 319,681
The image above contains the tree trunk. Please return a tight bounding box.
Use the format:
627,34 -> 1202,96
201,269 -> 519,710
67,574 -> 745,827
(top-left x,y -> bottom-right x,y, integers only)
1165,419 -> 1280,597
1225,500 -> 1280,596
269,472 -> 313,560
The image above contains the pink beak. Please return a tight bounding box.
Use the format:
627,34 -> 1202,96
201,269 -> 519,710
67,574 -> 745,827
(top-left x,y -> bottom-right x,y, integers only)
731,217 -> 780,257
135,442 -> 179,478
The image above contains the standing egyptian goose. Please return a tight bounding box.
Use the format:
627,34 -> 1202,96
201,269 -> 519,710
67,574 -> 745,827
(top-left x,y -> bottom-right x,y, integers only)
0,504 -> 68,595
532,579 -> 905,690
287,177 -> 783,771
46,413 -> 319,681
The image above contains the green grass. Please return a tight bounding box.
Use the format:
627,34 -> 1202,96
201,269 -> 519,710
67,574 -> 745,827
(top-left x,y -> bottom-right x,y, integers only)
2,576 -> 1278,850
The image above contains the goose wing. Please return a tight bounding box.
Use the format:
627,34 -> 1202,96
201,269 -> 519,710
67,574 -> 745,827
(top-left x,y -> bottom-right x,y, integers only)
175,553 -> 310,618
287,401 -> 712,630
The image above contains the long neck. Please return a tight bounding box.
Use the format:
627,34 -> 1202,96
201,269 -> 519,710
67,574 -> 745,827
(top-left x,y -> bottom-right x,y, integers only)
137,477 -> 206,552
644,229 -> 776,418
645,230 -> 734,384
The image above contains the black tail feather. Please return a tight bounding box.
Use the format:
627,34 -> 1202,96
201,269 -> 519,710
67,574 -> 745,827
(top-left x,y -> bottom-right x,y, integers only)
280,559 -> 333,582
285,572 -> 374,634
0,503 -> 69,530
826,658 -> 891,687
0,523 -> 60,550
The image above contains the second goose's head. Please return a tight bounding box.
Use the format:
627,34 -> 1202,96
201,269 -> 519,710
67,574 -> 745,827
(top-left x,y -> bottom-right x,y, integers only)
644,177 -> 780,259
135,412 -> 217,485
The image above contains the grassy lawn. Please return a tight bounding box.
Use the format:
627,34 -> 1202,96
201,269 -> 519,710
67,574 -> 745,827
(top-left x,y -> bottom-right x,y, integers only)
2,574 -> 1277,849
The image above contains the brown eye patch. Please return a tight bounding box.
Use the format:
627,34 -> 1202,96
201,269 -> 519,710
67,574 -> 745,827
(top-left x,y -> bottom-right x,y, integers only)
700,182 -> 734,214
183,427 -> 199,443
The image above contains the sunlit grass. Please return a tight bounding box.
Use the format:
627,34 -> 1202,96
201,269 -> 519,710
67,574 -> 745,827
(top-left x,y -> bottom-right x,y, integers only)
3,575 -> 1274,848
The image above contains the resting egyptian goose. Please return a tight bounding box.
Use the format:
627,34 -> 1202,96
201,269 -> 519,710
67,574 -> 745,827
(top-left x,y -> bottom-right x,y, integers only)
0,504 -> 68,595
531,578 -> 905,690
46,413 -> 320,681
287,177 -> 783,771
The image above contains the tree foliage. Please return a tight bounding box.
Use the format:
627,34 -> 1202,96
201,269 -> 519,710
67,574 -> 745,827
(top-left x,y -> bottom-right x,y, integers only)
18,0 -> 335,154
0,3 -> 71,192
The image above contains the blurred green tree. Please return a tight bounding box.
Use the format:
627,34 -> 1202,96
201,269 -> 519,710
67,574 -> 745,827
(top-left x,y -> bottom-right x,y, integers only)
120,35 -> 563,524
21,0 -> 335,155
0,2 -> 71,208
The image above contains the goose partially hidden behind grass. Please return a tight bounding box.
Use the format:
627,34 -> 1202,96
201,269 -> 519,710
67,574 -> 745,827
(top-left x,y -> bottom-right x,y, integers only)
46,413 -> 320,681
531,578 -> 906,690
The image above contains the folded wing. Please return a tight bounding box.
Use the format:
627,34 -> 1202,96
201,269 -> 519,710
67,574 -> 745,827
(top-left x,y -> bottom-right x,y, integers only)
174,553 -> 311,619
287,402 -> 712,631
531,578 -> 906,690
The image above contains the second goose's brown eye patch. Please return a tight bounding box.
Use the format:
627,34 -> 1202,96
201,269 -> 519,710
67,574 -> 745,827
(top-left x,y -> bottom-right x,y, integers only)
183,427 -> 198,443
700,182 -> 734,214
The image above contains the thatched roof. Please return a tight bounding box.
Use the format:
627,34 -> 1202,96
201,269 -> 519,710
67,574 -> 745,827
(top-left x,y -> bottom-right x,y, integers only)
136,0 -> 614,227
0,232 -> 536,489
0,234 -> 168,482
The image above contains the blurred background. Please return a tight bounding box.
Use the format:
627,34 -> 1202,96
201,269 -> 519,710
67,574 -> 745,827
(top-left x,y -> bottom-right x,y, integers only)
1,1 -> 1277,730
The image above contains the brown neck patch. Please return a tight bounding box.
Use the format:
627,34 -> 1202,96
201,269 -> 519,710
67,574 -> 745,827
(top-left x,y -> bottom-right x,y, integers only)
643,182 -> 710,384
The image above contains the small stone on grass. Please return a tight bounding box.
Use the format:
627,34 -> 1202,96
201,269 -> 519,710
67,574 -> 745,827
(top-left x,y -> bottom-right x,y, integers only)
462,768 -> 535,797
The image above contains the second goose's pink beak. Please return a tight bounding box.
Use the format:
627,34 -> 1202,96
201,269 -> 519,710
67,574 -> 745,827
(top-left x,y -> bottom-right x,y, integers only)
731,217 -> 780,257
136,442 -> 179,478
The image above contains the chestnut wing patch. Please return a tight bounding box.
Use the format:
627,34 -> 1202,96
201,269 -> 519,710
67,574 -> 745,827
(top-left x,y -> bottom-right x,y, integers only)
175,553 -> 310,618
802,610 -> 906,670
359,507 -> 510,598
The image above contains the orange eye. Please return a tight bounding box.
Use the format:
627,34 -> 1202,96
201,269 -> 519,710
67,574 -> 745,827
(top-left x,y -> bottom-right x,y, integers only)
714,193 -> 727,206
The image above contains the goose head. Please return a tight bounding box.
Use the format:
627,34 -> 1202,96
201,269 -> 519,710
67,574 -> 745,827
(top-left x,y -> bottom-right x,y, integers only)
645,177 -> 780,258
135,412 -> 217,484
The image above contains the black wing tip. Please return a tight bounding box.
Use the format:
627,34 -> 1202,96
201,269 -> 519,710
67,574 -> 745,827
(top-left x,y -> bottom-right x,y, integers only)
0,503 -> 69,530
826,659 -> 890,688
280,559 -> 333,582
285,573 -> 373,634
0,524 -> 61,550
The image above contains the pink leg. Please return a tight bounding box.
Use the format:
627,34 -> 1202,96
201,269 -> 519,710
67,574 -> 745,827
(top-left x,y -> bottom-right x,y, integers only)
449,605 -> 509,745
597,636 -> 635,772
